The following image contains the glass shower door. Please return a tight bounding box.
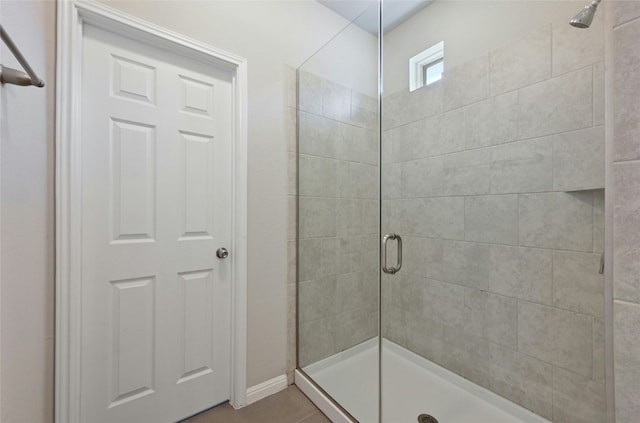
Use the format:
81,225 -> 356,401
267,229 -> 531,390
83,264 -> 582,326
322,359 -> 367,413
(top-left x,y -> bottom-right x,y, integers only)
296,3 -> 381,422
380,1 -> 606,422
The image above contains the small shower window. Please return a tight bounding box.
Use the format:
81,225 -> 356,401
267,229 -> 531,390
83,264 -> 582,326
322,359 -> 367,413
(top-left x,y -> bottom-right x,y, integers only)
409,41 -> 444,91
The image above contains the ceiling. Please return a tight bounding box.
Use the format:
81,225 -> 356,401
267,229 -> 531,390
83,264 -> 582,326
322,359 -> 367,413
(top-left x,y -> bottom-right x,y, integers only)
317,0 -> 432,34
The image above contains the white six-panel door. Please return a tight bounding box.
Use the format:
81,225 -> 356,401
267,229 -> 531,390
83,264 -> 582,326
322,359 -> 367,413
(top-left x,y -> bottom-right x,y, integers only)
79,24 -> 232,422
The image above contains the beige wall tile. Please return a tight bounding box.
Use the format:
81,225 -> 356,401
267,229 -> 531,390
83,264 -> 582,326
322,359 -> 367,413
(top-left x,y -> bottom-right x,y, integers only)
441,150 -> 492,196
288,152 -> 297,196
518,301 -> 593,377
396,197 -> 465,239
422,277 -> 466,329
553,126 -> 605,191
298,154 -> 336,197
552,366 -> 606,423
489,245 -> 553,305
465,194 -> 519,244
298,112 -> 338,158
404,314 -> 445,364
298,317 -> 336,367
381,162 -> 402,199
441,241 -> 490,290
336,272 -> 366,313
335,308 -> 377,351
614,300 -> 640,423
518,67 -> 593,139
388,119 -> 428,163
553,251 -> 604,318
298,238 -> 333,281
489,25 -> 551,95
519,192 -> 593,251
298,70 -> 322,115
443,54 -> 489,111
336,199 -> 363,236
613,2 -> 640,28
426,108 -> 467,157
490,137 -> 553,194
400,236 -> 445,282
593,62 -> 604,126
464,91 -> 519,149
441,326 -> 492,386
613,162 -> 640,303
383,83 -> 443,129
487,342 -> 554,420
593,189 -> 605,253
298,277 -> 337,324
298,197 -> 336,238
322,79 -> 351,122
613,17 -> 640,161
464,289 -> 517,348
552,15 -> 603,76
402,157 -> 445,198
287,107 -> 297,152
593,318 -> 605,383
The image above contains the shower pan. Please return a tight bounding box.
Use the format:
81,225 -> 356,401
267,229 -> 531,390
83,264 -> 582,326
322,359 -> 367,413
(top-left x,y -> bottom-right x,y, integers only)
296,1 -> 608,422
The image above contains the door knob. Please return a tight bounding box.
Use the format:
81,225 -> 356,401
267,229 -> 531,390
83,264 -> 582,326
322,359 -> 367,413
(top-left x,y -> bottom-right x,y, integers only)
216,247 -> 229,259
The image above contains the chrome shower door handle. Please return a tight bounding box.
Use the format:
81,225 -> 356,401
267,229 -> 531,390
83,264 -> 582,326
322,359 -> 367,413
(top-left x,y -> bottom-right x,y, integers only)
382,233 -> 402,274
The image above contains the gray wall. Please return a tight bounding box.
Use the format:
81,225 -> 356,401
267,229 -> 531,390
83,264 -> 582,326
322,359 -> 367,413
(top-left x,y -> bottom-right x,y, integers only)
0,2 -> 56,422
611,2 -> 640,422
297,70 -> 379,367
382,20 -> 606,422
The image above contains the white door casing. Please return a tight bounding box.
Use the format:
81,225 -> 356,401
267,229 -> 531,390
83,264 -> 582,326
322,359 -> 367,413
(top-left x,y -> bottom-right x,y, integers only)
55,2 -> 248,422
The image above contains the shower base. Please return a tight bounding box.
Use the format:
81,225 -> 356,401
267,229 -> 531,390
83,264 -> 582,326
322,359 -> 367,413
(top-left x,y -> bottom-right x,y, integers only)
298,338 -> 551,423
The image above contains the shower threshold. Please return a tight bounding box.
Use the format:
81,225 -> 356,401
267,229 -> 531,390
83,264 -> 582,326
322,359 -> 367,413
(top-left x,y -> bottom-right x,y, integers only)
300,338 -> 551,423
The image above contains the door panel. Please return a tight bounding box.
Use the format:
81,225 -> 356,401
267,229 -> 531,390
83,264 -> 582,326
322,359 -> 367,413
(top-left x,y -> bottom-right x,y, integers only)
80,24 -> 233,423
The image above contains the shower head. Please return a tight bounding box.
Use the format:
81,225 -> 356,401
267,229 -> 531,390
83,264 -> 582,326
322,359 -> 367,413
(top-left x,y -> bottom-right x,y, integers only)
570,0 -> 601,28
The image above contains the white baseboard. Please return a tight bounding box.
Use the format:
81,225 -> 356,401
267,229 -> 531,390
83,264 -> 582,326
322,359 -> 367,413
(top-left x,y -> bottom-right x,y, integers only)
245,374 -> 288,405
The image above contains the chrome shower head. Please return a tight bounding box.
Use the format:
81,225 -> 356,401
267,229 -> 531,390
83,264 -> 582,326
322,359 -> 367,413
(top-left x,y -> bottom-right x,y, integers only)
570,0 -> 601,28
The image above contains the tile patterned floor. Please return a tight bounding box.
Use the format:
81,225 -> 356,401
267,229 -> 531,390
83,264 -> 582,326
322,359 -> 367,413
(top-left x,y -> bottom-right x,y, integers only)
183,386 -> 331,423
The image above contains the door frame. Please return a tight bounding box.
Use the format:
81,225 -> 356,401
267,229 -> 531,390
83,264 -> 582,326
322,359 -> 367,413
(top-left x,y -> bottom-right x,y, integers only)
55,1 -> 248,421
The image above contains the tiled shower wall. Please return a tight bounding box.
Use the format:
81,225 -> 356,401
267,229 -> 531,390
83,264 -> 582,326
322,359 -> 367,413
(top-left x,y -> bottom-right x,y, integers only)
381,22 -> 606,422
296,70 -> 379,368
611,2 -> 640,422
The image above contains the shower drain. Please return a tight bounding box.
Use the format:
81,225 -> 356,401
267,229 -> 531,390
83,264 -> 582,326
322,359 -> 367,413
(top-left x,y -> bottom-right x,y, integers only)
417,414 -> 439,423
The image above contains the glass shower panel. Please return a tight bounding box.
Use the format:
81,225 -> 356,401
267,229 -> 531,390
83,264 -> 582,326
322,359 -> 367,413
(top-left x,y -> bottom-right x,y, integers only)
296,3 -> 380,422
381,2 -> 606,423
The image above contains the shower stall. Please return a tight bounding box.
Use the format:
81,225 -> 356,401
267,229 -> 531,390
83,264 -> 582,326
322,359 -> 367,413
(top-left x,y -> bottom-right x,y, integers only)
295,1 -> 608,422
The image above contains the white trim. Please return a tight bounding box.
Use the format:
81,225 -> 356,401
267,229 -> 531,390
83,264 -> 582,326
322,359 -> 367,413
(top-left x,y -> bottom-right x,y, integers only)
294,370 -> 356,423
54,1 -> 248,421
409,41 -> 444,91
244,375 -> 289,406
